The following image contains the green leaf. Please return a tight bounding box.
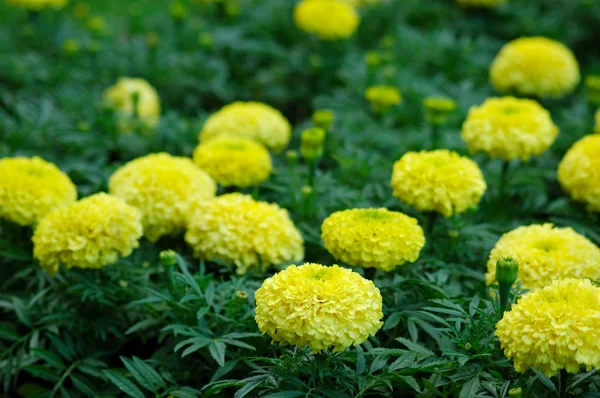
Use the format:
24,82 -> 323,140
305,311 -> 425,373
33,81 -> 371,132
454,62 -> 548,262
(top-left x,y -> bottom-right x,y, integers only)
23,365 -> 60,382
459,376 -> 479,398
210,360 -> 238,383
264,392 -> 305,398
0,326 -> 18,341
395,337 -> 434,357
125,319 -> 162,335
209,341 -> 227,367
103,370 -> 145,398
234,379 -> 263,398
31,348 -> 66,369
398,376 -> 420,393
120,357 -> 165,392
70,374 -> 97,397
355,346 -> 365,376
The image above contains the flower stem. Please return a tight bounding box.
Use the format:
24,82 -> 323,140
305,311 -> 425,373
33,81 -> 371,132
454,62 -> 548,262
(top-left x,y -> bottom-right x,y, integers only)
499,160 -> 510,198
430,124 -> 440,150
558,369 -> 569,398
498,282 -> 511,314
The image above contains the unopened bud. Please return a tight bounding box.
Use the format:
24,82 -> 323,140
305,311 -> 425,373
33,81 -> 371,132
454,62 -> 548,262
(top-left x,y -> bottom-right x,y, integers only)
301,127 -> 326,162
312,109 -> 335,131
62,39 -> 80,57
424,96 -> 457,126
160,250 -> 177,267
585,75 -> 600,106
508,388 -> 522,398
170,1 -> 188,20
235,290 -> 249,299
496,257 -> 519,286
286,150 -> 298,165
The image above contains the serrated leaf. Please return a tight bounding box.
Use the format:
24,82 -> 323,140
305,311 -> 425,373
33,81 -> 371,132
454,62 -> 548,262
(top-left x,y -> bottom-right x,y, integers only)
125,319 -> 162,335
23,365 -> 60,382
209,341 -> 226,367
103,370 -> 145,398
31,348 -> 66,369
396,337 -> 434,357
120,357 -> 164,392
459,376 -> 479,398
70,374 -> 97,397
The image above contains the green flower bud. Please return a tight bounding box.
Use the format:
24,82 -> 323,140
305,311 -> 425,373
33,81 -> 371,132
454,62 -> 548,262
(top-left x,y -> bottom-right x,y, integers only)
62,39 -> 81,57
170,1 -> 188,20
585,75 -> 600,106
312,109 -> 335,131
235,290 -> 249,299
160,250 -> 177,267
508,387 -> 522,398
301,185 -> 313,197
365,51 -> 382,69
286,150 -> 299,165
496,257 -> 519,286
424,96 -> 457,126
301,127 -> 326,162
198,32 -> 214,49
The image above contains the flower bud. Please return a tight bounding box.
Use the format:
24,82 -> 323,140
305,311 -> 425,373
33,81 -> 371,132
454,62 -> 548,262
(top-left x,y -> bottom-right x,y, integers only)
301,185 -> 313,198
235,290 -> 249,299
424,96 -> 457,126
496,257 -> 519,286
170,0 -> 188,20
365,51 -> 382,69
301,127 -> 326,162
198,32 -> 213,49
62,39 -> 80,57
312,109 -> 335,131
286,150 -> 298,165
508,388 -> 522,398
585,75 -> 600,106
160,250 -> 177,267
87,15 -> 109,36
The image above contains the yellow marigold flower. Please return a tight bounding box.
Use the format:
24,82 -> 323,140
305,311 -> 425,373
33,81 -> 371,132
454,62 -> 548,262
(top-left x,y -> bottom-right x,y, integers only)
32,193 -> 143,276
496,278 -> 600,376
486,224 -> 600,291
5,0 -> 68,10
490,37 -> 580,98
103,77 -> 161,130
192,136 -> 272,188
558,134 -> 600,212
455,0 -> 506,7
461,97 -> 559,161
255,263 -> 383,353
321,208 -> 425,272
109,153 -> 216,242
185,193 -> 304,274
0,157 -> 77,226
199,102 -> 291,153
391,150 -> 486,217
365,85 -> 402,108
294,0 -> 359,41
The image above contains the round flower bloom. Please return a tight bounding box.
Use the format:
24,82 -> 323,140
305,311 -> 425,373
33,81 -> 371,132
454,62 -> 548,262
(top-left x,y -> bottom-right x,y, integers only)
109,153 -> 216,242
103,77 -> 161,130
192,136 -> 272,187
558,134 -> 600,212
486,224 -> 600,291
0,157 -> 77,226
496,278 -> 600,376
365,85 -> 402,108
255,263 -> 383,353
490,37 -> 580,98
294,0 -> 359,41
461,97 -> 559,161
199,102 -> 291,153
185,193 -> 304,274
5,0 -> 68,10
455,0 -> 506,7
321,208 -> 425,271
391,150 -> 487,217
32,193 -> 143,275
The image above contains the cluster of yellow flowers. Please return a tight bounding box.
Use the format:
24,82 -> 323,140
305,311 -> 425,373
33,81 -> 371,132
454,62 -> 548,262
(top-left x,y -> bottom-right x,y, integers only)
0,157 -> 77,226
321,208 -> 425,271
32,193 -> 143,276
185,194 -> 304,274
558,134 -> 600,212
193,136 -> 272,187
461,97 -> 559,161
490,37 -> 580,98
199,102 -> 291,153
5,0 -> 68,11
108,153 -> 216,242
255,263 -> 383,353
496,278 -> 600,377
103,77 -> 161,131
391,150 -> 487,217
294,0 -> 360,41
486,224 -> 600,291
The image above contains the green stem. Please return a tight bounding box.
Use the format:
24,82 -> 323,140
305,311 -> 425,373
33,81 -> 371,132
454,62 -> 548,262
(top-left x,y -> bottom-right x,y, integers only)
499,160 -> 510,198
498,282 -> 512,315
430,124 -> 440,150
307,160 -> 317,187
558,369 -> 569,398
53,360 -> 81,395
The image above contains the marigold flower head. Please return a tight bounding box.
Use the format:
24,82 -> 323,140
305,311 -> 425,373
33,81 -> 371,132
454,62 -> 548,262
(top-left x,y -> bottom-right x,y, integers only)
391,150 -> 486,217
255,263 -> 383,353
192,136 -> 272,187
0,157 -> 77,226
486,224 -> 600,291
490,37 -> 580,98
5,0 -> 67,10
294,0 -> 359,41
496,278 -> 600,376
461,97 -> 559,161
321,208 -> 425,272
32,193 -> 143,276
185,193 -> 304,274
455,0 -> 506,7
109,153 -> 216,242
199,102 -> 291,153
558,134 -> 600,212
103,77 -> 161,130
365,85 -> 402,108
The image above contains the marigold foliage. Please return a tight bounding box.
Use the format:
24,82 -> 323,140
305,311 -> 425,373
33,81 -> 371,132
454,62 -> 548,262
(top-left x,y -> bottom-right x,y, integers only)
365,85 -> 402,107
0,157 -> 77,226
199,102 -> 291,153
254,263 -> 383,353
490,37 -> 580,98
455,0 -> 506,7
461,97 -> 559,161
103,77 -> 161,130
193,136 -> 272,187
321,208 -> 425,271
558,134 -> 600,212
32,193 -> 143,275
185,193 -> 304,274
109,153 -> 216,242
5,0 -> 67,10
390,150 -> 486,217
496,278 -> 600,376
294,0 -> 360,41
486,224 -> 600,291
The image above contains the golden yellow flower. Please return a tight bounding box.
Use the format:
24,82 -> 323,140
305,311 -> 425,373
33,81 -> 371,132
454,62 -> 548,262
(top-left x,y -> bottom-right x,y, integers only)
193,136 -> 272,187
185,193 -> 304,274
391,150 -> 486,217
321,208 -> 425,271
461,97 -> 559,161
255,263 -> 383,353
365,85 -> 402,108
496,278 -> 600,376
109,153 -> 216,242
490,37 -> 580,98
294,0 -> 359,41
199,102 -> 291,153
5,0 -> 67,10
558,134 -> 600,212
32,193 -> 143,275
486,224 -> 600,291
0,157 -> 77,226
103,77 -> 161,130
455,0 -> 506,7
